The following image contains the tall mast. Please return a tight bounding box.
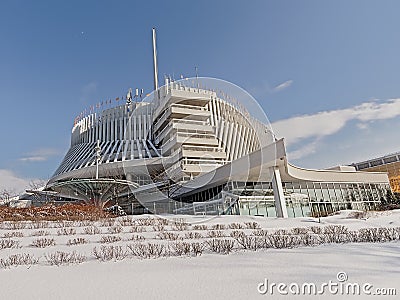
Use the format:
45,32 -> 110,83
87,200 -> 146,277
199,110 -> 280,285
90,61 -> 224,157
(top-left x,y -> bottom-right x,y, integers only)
152,28 -> 159,91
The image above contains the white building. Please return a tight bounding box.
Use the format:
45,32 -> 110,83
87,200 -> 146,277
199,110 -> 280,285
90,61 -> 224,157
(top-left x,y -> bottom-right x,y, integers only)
41,29 -> 391,217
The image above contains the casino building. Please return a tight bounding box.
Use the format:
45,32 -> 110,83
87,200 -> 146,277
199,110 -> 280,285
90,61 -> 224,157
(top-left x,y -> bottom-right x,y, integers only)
38,29 -> 391,218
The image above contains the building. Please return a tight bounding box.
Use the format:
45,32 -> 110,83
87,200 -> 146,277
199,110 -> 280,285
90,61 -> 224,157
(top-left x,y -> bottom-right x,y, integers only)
351,152 -> 400,193
39,29 -> 391,218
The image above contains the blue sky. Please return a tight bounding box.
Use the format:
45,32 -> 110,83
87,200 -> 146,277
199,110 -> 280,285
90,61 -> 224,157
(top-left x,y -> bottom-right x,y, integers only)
1,0 -> 400,192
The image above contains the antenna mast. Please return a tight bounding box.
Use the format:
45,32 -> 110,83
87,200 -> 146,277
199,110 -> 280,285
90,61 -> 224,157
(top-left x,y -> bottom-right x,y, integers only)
152,28 -> 159,91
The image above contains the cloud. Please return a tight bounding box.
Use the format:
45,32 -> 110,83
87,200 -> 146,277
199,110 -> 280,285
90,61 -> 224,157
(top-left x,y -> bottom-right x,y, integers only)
272,98 -> 400,146
287,139 -> 321,160
273,80 -> 293,92
0,169 -> 37,195
19,148 -> 59,163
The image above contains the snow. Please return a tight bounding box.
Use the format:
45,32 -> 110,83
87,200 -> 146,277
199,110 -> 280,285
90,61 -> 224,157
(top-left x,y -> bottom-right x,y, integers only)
0,210 -> 399,299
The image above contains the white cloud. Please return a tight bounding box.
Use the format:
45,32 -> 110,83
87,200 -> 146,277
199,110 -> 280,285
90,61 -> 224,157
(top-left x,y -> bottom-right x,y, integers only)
272,98 -> 400,146
287,139 -> 320,160
19,148 -> 60,163
0,169 -> 37,195
273,80 -> 293,92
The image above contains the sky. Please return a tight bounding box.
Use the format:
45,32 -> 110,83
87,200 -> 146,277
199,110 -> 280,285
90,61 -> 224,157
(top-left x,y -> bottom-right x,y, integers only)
1,0 -> 400,193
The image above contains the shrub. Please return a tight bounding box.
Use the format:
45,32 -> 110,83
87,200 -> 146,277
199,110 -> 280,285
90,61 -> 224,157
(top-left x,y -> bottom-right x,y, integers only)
291,227 -> 309,235
57,228 -> 76,236
83,226 -> 101,235
129,234 -> 145,241
29,221 -> 50,229
211,224 -> 225,230
93,245 -> 127,261
310,226 -> 322,234
265,233 -> 300,249
171,218 -> 189,231
251,229 -> 268,236
228,223 -> 244,229
157,232 -> 180,241
0,239 -> 21,250
0,253 -> 39,269
118,217 -> 135,227
46,251 -> 86,266
31,230 -> 50,236
169,241 -> 191,256
184,232 -> 203,239
205,239 -> 235,254
206,230 -> 224,238
127,243 -> 166,259
129,226 -> 145,233
99,219 -> 115,227
3,231 -> 24,238
244,222 -> 260,229
193,225 -> 207,231
152,224 -> 165,232
100,235 -> 122,244
67,238 -> 87,246
107,226 -> 123,234
31,238 -> 56,248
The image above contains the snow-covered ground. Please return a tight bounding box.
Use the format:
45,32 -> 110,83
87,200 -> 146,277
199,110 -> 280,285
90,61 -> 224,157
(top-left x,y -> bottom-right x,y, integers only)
0,210 -> 399,299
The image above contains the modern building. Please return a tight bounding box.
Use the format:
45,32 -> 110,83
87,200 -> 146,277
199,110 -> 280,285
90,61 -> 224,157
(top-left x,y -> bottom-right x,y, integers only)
38,29 -> 391,218
351,152 -> 400,193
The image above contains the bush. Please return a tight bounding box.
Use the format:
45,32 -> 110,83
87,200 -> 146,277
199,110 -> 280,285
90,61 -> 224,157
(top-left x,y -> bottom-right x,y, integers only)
3,231 -> 24,238
31,230 -> 50,236
0,239 -> 21,250
206,230 -> 224,238
107,226 -> 123,234
128,234 -> 145,241
93,245 -> 127,261
127,243 -> 167,259
31,238 -> 56,248
171,218 -> 189,231
244,222 -> 260,229
57,228 -> 76,236
100,235 -> 122,244
193,225 -> 207,231
46,251 -> 86,266
184,232 -> 203,239
205,239 -> 235,254
0,253 -> 39,269
67,238 -> 87,246
83,226 -> 101,235
129,226 -> 145,233
29,221 -> 50,229
228,223 -> 244,229
265,234 -> 300,249
157,232 -> 181,241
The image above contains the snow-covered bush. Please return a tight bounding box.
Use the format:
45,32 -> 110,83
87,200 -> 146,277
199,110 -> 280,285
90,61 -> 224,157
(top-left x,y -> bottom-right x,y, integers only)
0,239 -> 21,250
228,223 -> 244,229
67,237 -> 87,246
45,251 -> 86,266
57,228 -> 76,236
205,239 -> 235,254
3,231 -> 24,238
100,235 -> 122,243
82,225 -> 101,235
31,230 -> 50,236
244,222 -> 260,229
107,226 -> 123,234
31,238 -> 55,248
0,253 -> 38,269
92,245 -> 127,261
